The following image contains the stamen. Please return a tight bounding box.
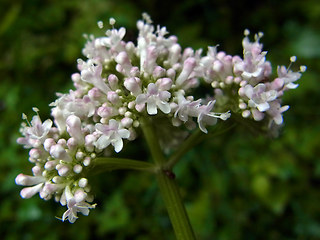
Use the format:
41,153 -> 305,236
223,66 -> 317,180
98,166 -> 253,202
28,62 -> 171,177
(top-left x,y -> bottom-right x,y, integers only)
254,32 -> 264,41
97,21 -> 104,29
32,107 -> 41,119
244,29 -> 250,36
300,65 -> 307,72
287,56 -> 297,71
109,18 -> 116,28
22,113 -> 31,127
142,13 -> 152,24
290,56 -> 297,62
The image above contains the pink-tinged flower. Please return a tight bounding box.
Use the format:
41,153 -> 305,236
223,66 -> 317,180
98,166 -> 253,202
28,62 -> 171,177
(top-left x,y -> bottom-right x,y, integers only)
81,63 -> 111,94
50,144 -> 72,162
82,35 -> 111,61
26,115 -> 52,142
277,65 -> 301,89
244,83 -> 277,112
136,83 -> 171,115
95,119 -> 130,152
62,199 -> 96,223
197,101 -> 230,133
105,27 -> 126,49
124,77 -> 142,96
267,101 -> 289,125
233,33 -> 272,83
66,115 -> 84,145
61,186 -> 96,223
175,57 -> 197,86
115,51 -> 133,76
174,95 -> 201,122
51,91 -> 96,131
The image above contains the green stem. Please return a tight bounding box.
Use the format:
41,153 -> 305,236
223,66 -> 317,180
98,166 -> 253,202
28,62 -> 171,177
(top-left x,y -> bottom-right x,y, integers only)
156,172 -> 196,240
92,157 -> 156,173
166,121 -> 236,169
140,117 -> 166,166
165,129 -> 204,169
140,117 -> 196,240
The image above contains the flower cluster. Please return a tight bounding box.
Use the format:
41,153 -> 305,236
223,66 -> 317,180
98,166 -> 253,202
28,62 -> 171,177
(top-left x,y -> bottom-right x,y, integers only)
16,109 -> 96,223
16,14 -> 304,223
200,30 -> 306,126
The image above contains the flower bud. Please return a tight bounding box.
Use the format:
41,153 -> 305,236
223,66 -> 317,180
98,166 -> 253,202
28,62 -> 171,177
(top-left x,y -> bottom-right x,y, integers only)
145,45 -> 158,73
121,117 -> 133,128
156,78 -> 173,91
166,68 -> 176,79
57,165 -> 70,177
29,148 -> 41,160
67,137 -> 77,152
20,184 -> 43,199
182,47 -> 194,60
107,91 -> 120,105
45,160 -> 58,170
50,144 -> 72,162
32,166 -> 42,176
108,74 -> 119,90
85,134 -> 96,152
83,157 -> 91,166
78,178 -> 88,188
153,66 -> 166,79
57,139 -> 66,147
97,106 -> 114,118
213,60 -> 223,72
71,73 -> 81,83
73,164 -> 83,174
76,151 -> 85,160
74,189 -> 87,203
88,87 -> 102,100
130,66 -> 140,77
176,57 -> 196,86
66,115 -> 84,145
115,51 -> 132,75
124,77 -> 142,95
15,174 -> 45,186
169,44 -> 181,65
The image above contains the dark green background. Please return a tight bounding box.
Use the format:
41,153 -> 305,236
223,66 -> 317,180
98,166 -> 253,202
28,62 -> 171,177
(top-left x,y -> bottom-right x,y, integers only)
1,0 -> 319,239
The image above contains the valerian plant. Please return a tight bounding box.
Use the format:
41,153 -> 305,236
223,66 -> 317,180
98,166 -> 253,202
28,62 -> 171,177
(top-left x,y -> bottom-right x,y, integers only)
15,14 -> 305,239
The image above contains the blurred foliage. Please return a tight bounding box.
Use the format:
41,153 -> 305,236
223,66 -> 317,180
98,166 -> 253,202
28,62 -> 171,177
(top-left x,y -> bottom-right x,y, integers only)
0,0 -> 320,239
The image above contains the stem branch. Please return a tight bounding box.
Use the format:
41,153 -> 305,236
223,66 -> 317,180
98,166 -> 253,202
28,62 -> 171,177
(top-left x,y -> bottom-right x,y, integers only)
140,117 -> 196,240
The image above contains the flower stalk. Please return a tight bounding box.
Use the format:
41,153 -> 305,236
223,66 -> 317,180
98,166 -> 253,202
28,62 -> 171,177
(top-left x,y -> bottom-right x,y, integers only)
141,117 -> 196,240
92,157 -> 156,173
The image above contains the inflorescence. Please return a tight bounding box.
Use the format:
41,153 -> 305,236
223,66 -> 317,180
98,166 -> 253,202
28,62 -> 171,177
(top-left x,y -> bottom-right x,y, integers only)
15,14 -> 305,223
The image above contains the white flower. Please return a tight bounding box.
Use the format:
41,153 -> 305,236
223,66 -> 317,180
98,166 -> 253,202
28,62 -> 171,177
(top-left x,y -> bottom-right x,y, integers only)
95,119 -> 130,152
267,101 -> 289,125
174,95 -> 201,122
81,63 -> 111,94
197,101 -> 230,133
26,115 -> 52,142
244,83 -> 277,112
136,83 -> 171,115
50,91 -> 96,130
62,199 -> 95,223
61,186 -> 96,223
277,65 -> 301,89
